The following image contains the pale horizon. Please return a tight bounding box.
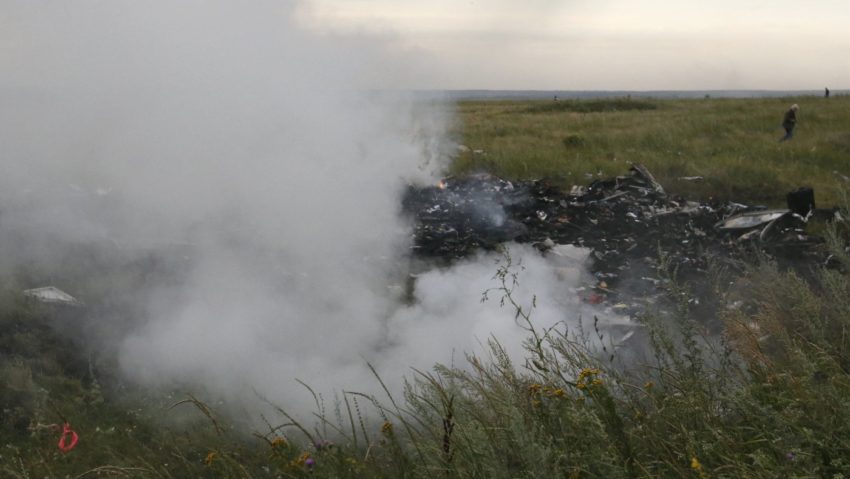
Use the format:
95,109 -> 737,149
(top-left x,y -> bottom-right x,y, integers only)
295,0 -> 850,91
2,1 -> 847,91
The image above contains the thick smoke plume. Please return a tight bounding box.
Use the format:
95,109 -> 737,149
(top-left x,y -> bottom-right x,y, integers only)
0,1 -> 613,423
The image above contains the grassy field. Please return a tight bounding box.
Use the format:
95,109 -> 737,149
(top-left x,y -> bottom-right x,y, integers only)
451,95 -> 850,206
3,96 -> 850,478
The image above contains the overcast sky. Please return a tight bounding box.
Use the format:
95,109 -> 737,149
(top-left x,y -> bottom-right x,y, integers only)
296,0 -> 850,90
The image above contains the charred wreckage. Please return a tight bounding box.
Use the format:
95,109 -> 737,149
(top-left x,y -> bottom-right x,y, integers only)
402,164 -> 841,322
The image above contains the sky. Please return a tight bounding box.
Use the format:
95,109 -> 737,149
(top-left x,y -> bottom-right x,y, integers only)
295,0 -> 850,90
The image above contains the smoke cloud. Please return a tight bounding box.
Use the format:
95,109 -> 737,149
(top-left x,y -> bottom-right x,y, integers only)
0,1 -> 618,425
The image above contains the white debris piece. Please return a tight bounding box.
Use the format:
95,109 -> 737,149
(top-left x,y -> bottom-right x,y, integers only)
569,185 -> 587,196
716,210 -> 789,230
548,244 -> 591,264
23,286 -> 84,306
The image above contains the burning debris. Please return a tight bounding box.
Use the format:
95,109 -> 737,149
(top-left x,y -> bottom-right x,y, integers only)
403,165 -> 833,319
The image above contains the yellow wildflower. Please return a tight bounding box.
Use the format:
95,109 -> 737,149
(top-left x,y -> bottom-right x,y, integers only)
576,367 -> 603,391
690,457 -> 703,472
528,383 -> 542,395
204,451 -> 217,466
271,437 -> 287,449
644,381 -> 654,390
381,421 -> 394,435
289,451 -> 312,468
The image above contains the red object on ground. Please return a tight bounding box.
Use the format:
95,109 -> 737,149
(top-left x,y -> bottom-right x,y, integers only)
58,423 -> 79,453
585,293 -> 604,304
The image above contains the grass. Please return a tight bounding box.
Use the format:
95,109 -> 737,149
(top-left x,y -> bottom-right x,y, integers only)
3,95 -> 850,477
6,233 -> 850,477
525,98 -> 659,114
451,95 -> 850,207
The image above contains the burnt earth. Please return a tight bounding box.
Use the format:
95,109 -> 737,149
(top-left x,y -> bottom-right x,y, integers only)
402,165 -> 828,322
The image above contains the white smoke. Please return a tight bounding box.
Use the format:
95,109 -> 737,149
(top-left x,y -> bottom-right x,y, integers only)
0,1 -> 617,424
383,243 -> 602,374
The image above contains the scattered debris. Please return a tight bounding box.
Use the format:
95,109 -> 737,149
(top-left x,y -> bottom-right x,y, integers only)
786,187 -> 815,216
715,210 -> 790,230
402,164 -> 832,323
629,163 -> 665,195
23,286 -> 84,307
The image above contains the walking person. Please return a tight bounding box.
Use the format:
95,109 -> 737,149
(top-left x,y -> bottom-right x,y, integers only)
779,104 -> 799,142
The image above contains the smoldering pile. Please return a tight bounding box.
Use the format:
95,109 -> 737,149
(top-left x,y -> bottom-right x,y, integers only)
402,165 -> 834,319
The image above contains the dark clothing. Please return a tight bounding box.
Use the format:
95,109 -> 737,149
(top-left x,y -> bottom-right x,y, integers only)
780,108 -> 797,142
782,109 -> 796,130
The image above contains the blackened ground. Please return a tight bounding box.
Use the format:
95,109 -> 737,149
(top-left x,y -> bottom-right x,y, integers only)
401,165 -> 830,326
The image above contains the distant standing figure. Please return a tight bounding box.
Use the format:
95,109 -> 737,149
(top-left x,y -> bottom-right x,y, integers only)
825,87 -> 830,98
780,104 -> 799,142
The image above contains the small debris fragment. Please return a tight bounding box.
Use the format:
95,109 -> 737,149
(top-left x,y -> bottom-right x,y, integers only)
23,287 -> 84,307
715,210 -> 789,230
585,293 -> 604,304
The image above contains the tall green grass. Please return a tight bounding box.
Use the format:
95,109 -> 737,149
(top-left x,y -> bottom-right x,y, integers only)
452,96 -> 850,206
4,211 -> 850,477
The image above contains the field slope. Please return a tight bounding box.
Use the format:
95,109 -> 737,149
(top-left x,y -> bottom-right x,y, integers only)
452,95 -> 850,206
